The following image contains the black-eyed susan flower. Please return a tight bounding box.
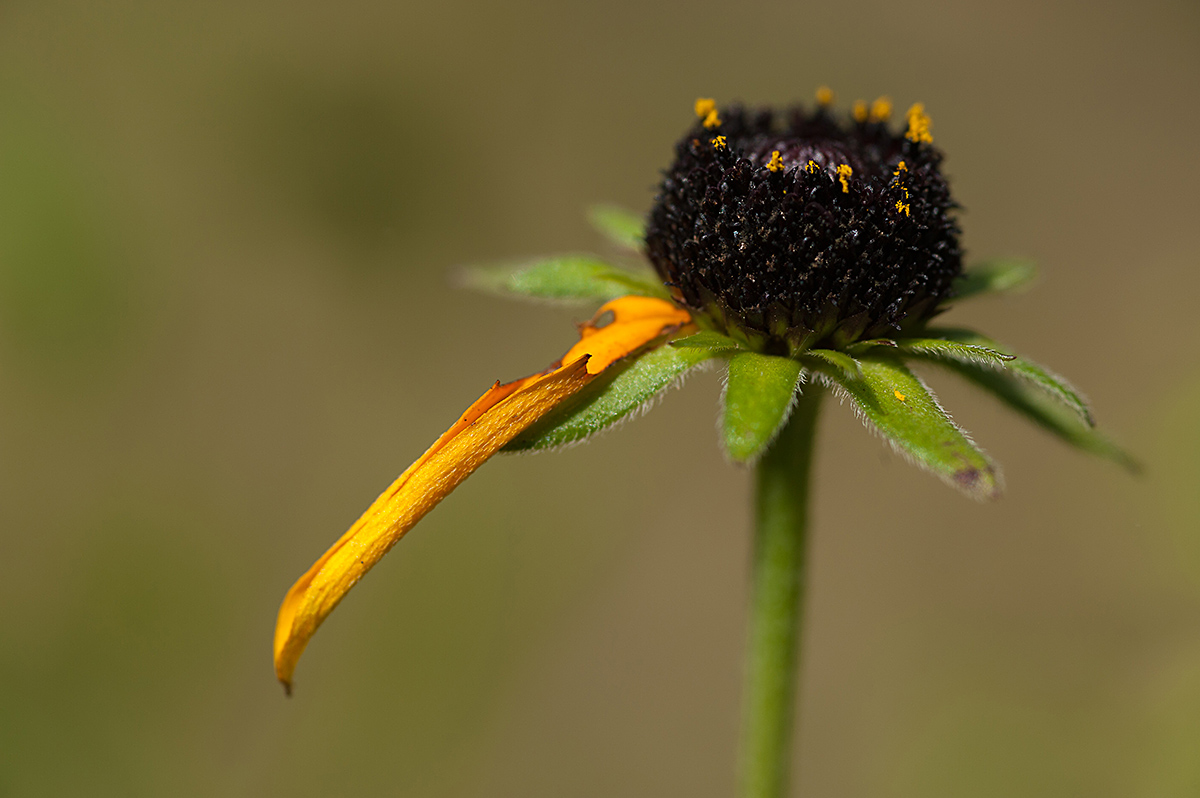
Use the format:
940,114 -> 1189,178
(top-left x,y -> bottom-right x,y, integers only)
274,88 -> 1131,798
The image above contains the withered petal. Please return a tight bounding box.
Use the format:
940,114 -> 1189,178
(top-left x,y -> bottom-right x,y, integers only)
274,296 -> 690,691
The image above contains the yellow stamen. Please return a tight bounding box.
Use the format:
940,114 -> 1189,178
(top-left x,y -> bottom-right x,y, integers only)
713,135 -> 727,150
837,163 -> 853,193
905,103 -> 933,144
892,161 -> 910,208
694,98 -> 717,119
852,100 -> 868,123
766,150 -> 784,172
869,96 -> 893,122
805,159 -> 819,174
815,86 -> 834,106
702,108 -> 722,129
273,296 -> 693,692
894,389 -> 907,402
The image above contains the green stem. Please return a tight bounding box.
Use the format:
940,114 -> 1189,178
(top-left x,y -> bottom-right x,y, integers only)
739,385 -> 823,798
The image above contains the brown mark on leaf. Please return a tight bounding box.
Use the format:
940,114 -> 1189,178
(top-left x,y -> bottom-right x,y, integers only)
955,465 -> 1000,499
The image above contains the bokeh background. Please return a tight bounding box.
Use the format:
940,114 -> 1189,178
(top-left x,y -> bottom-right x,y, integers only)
1,0 -> 1198,795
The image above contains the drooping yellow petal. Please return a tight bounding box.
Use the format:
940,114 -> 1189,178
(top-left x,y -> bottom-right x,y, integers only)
563,295 -> 692,374
274,296 -> 691,691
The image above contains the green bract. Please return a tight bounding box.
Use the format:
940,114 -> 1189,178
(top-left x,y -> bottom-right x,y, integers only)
468,207 -> 1132,498
461,253 -> 666,303
818,354 -> 999,500
723,352 -> 804,461
587,203 -> 646,251
951,257 -> 1038,300
506,342 -> 714,452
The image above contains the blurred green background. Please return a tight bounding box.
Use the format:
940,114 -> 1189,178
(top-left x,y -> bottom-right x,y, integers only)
1,0 -> 1198,795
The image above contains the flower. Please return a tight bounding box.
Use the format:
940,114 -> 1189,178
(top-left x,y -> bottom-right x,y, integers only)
273,91 -> 1132,692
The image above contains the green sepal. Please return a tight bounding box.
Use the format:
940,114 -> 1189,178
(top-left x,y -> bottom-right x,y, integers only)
722,352 -> 804,462
933,359 -> 1138,471
889,337 -> 1015,366
461,254 -> 666,303
952,258 -> 1037,300
670,330 -> 743,352
504,341 -> 717,451
922,328 -> 1094,426
846,338 -> 898,351
587,204 -> 645,251
801,348 -> 862,380
822,354 -> 1001,500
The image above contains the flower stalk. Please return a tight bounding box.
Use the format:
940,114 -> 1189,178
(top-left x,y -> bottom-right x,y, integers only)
740,385 -> 823,798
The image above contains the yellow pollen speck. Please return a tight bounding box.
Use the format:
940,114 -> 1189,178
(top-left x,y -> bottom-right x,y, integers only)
766,151 -> 784,172
695,98 -> 716,119
869,96 -> 893,122
712,135 -> 727,150
837,163 -> 852,193
894,389 -> 907,402
906,103 -> 933,143
805,159 -> 819,173
852,100 -> 868,123
892,160 -> 910,214
816,86 -> 834,106
702,109 -> 722,129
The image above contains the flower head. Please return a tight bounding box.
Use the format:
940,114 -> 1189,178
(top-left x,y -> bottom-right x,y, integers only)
273,91 -> 1133,692
646,96 -> 959,353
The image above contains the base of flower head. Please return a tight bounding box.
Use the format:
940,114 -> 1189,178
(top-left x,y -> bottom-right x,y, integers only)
682,282 -> 944,356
